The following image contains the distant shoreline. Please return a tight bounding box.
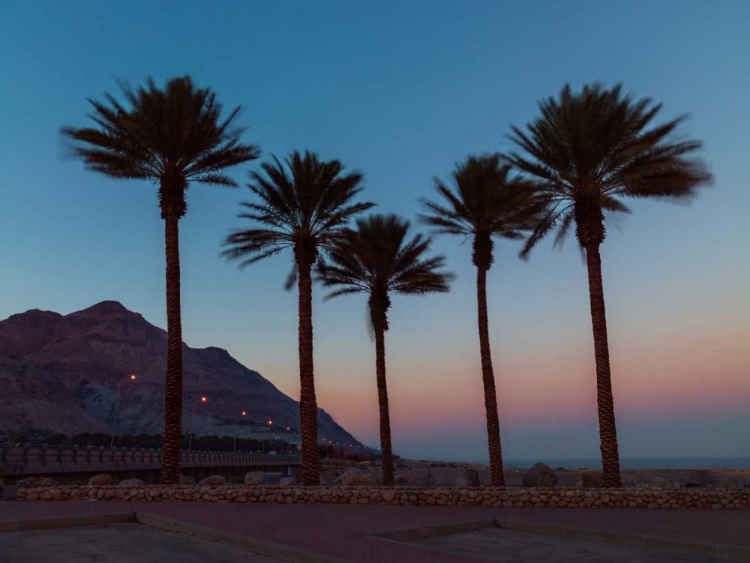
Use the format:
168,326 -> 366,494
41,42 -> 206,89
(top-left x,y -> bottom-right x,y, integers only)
412,458 -> 750,471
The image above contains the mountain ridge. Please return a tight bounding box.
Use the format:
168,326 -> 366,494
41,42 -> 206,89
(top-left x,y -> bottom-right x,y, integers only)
0,301 -> 363,449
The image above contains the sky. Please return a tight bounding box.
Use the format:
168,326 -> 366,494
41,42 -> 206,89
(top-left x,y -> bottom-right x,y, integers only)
1,0 -> 748,464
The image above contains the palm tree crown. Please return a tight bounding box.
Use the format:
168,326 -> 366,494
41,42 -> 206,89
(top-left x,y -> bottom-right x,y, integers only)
222,150 -> 374,276
505,83 -> 712,257
61,76 -> 260,218
317,214 -> 454,330
418,154 -> 542,269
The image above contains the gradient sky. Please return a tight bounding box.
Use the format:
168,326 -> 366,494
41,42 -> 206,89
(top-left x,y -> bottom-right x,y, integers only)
1,0 -> 748,463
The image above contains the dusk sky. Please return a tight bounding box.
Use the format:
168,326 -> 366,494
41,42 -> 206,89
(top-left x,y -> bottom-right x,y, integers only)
1,1 -> 748,463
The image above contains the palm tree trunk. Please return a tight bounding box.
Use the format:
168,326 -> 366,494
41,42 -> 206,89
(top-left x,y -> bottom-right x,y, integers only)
477,265 -> 505,487
374,323 -> 395,486
161,213 -> 184,485
584,244 -> 622,488
297,263 -> 320,485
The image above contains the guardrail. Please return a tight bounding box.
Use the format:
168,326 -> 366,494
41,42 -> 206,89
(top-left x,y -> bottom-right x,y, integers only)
0,445 -> 300,476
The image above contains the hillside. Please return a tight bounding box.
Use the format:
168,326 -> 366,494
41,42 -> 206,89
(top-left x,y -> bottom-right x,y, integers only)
0,301 -> 363,448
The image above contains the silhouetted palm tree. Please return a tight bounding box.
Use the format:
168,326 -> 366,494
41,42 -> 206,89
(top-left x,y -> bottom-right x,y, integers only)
419,154 -> 541,487
506,83 -> 712,487
222,151 -> 374,485
316,214 -> 453,485
61,76 -> 260,484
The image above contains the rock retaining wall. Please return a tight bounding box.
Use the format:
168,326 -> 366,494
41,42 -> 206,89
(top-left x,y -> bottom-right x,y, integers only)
16,486 -> 750,509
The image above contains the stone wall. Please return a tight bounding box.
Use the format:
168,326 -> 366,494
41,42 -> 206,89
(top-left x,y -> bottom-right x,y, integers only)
16,485 -> 750,509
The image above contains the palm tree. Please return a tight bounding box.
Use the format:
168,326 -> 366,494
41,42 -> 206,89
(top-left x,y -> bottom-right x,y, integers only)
419,154 -> 541,487
61,76 -> 260,484
506,83 -> 712,487
222,150 -> 374,485
316,214 -> 453,485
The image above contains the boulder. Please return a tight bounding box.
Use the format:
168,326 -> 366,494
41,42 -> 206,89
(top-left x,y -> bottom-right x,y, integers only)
712,478 -> 738,489
521,462 -> 558,488
244,471 -> 265,486
581,471 -> 604,488
339,468 -> 373,486
88,474 -> 113,486
118,478 -> 145,487
263,472 -> 283,485
198,475 -> 226,487
179,475 -> 197,486
279,477 -> 297,486
456,467 -> 480,487
649,477 -> 674,489
394,471 -> 410,484
16,477 -> 60,489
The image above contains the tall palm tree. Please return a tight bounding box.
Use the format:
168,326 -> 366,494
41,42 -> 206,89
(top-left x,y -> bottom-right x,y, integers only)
316,214 -> 453,485
419,154 -> 541,487
61,76 -> 260,484
222,150 -> 374,485
506,83 -> 712,487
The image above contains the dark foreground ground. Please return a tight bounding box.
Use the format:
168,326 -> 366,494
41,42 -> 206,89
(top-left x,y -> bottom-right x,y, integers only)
1,501 -> 749,562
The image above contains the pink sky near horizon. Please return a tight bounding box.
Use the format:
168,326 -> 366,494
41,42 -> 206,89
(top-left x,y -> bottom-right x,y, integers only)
262,312 -> 750,460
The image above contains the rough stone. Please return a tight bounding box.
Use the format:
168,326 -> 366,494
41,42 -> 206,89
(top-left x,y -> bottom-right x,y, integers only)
118,478 -> 145,487
339,468 -> 373,486
581,471 -> 604,488
455,468 -> 480,487
88,474 -> 113,486
13,483 -> 750,510
198,475 -> 226,487
179,475 -> 197,485
263,472 -> 283,485
279,477 -> 297,486
713,478 -> 738,489
650,477 -> 674,489
522,462 -> 558,488
394,471 -> 410,484
244,471 -> 265,486
16,477 -> 60,489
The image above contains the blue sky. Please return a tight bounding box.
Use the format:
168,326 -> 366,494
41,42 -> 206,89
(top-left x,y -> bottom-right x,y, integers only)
1,0 -> 748,462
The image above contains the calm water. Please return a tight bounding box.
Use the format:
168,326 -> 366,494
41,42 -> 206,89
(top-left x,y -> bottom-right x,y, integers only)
465,458 -> 750,470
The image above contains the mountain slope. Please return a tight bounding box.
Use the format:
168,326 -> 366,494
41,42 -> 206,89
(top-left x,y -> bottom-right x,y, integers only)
0,301 -> 362,448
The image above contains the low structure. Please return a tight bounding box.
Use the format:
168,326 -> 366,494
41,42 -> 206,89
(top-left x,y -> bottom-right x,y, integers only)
16,485 -> 750,509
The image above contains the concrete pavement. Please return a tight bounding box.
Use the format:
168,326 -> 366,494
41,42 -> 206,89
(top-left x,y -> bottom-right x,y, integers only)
1,501 -> 748,562
0,523 -> 282,563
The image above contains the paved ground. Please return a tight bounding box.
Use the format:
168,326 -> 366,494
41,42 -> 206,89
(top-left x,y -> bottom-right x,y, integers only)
405,527 -> 731,562
0,523 -> 281,563
1,501 -> 749,562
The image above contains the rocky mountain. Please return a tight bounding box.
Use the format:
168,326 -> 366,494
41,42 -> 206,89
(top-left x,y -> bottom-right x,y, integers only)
0,301 -> 363,448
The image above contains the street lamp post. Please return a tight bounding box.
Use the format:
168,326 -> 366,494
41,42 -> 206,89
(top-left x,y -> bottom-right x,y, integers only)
263,419 -> 272,455
110,374 -> 136,449
233,410 -> 246,452
187,395 -> 207,452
